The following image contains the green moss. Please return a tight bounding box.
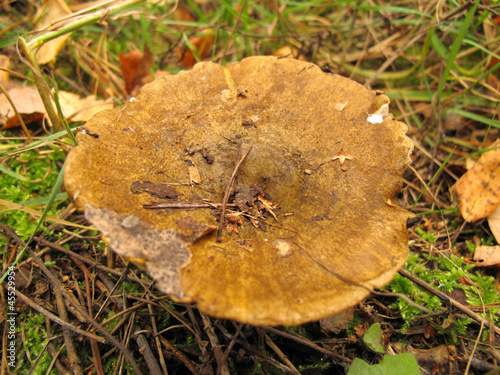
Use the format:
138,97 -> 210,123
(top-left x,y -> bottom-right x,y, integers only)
104,311 -> 120,332
298,361 -> 331,373
387,251 -> 499,341
103,355 -> 134,374
416,226 -> 437,244
18,313 -> 59,375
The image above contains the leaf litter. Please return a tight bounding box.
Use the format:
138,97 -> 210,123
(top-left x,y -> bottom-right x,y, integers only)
0,82 -> 112,128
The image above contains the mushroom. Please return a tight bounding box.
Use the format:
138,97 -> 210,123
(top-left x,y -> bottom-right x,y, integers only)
64,56 -> 413,326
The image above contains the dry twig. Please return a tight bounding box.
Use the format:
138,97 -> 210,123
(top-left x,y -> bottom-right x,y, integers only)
45,252 -> 84,375
215,322 -> 302,373
98,271 -> 163,375
159,336 -> 200,374
217,145 -> 253,242
0,223 -> 144,375
201,313 -> 230,375
264,332 -> 301,375
262,326 -> 352,363
15,290 -> 105,343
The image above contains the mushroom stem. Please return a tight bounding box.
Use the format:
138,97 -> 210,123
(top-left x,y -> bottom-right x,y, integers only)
217,146 -> 253,242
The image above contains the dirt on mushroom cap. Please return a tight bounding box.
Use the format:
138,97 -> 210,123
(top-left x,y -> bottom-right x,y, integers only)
64,56 -> 413,326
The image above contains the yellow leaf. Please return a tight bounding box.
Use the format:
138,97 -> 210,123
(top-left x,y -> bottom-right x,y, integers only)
473,246 -> 500,267
487,205 -> 500,243
34,0 -> 72,64
0,55 -> 9,85
453,139 -> 500,222
0,84 -> 113,128
57,91 -> 113,122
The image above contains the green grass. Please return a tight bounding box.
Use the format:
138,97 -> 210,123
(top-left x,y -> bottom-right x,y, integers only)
0,146 -> 66,239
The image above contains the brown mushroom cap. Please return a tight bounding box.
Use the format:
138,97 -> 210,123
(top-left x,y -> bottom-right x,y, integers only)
64,56 -> 413,326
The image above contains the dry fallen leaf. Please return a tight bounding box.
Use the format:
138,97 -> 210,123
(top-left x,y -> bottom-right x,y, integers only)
57,91 -> 113,122
453,139 -> 500,222
34,0 -> 72,64
177,29 -> 215,68
487,204 -> 500,243
119,46 -> 154,96
187,161 -> 201,184
406,345 -> 449,372
118,46 -> 170,97
0,55 -> 9,85
174,8 -> 196,30
272,46 -> 305,60
0,85 -> 45,128
473,246 -> 500,267
320,308 -> 355,334
0,83 -> 112,128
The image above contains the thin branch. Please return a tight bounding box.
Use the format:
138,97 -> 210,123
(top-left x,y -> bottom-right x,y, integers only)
15,291 -> 105,343
144,201 -> 236,209
34,237 -> 148,284
370,290 -> 432,313
201,313 -> 230,375
147,298 -> 168,374
97,271 -> 163,375
82,264 -> 105,375
262,326 -> 352,363
46,252 -> 84,375
217,146 -> 252,242
264,332 -> 301,375
159,336 -> 200,374
215,323 -> 297,373
0,224 -> 144,375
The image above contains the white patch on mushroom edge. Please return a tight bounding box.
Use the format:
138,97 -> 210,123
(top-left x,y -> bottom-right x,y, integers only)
367,103 -> 389,124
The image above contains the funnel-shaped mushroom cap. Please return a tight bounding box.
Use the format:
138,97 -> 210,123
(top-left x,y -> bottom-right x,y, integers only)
65,56 -> 413,326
